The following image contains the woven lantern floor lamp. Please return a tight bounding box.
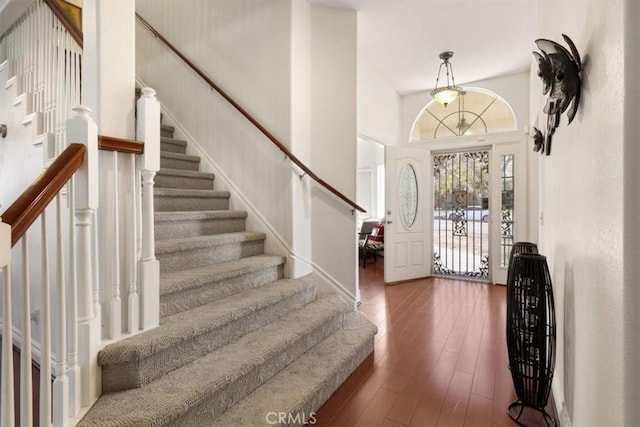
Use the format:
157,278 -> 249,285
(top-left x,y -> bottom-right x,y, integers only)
506,253 -> 556,426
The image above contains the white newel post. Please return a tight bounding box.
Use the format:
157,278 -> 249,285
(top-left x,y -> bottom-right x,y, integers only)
0,220 -> 14,427
67,105 -> 101,406
136,87 -> 160,329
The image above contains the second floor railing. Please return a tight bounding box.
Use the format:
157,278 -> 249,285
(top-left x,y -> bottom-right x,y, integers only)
0,0 -> 82,165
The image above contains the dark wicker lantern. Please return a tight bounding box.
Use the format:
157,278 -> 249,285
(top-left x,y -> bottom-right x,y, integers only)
506,253 -> 556,426
507,242 -> 539,284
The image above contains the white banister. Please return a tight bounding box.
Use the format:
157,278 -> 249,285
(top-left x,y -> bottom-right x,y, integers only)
67,177 -> 80,417
0,220 -> 14,427
20,234 -> 33,427
40,210 -> 52,427
109,152 -> 122,340
136,87 -> 160,329
53,195 -> 69,425
67,105 -> 101,406
128,154 -> 140,333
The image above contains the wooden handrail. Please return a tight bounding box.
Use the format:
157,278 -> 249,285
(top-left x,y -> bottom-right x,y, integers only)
135,13 -> 365,213
1,143 -> 86,247
43,0 -> 83,48
98,135 -> 144,154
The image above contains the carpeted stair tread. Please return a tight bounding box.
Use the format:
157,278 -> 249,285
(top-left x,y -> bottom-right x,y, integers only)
160,151 -> 201,171
211,311 -> 377,427
160,254 -> 284,296
159,254 -> 285,317
155,231 -> 265,253
155,209 -> 246,223
154,188 -> 230,198
160,137 -> 187,154
161,124 -> 175,136
155,168 -> 215,190
99,276 -> 315,364
97,276 -> 317,392
156,168 -> 214,181
160,151 -> 200,162
155,210 -> 248,240
79,292 -> 350,426
154,188 -> 231,212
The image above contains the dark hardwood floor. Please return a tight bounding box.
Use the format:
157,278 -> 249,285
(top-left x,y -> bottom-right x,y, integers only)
314,257 -> 556,427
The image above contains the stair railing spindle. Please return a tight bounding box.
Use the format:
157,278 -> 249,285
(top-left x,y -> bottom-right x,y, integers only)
20,234 -> 33,427
67,177 -> 81,417
0,221 -> 14,427
53,194 -> 69,424
128,154 -> 140,333
109,152 -> 122,339
40,210 -> 52,427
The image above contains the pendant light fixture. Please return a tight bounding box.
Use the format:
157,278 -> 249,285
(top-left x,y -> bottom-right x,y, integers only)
430,51 -> 462,107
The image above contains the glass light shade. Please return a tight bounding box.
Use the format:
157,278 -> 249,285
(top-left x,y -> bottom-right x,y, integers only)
431,86 -> 461,107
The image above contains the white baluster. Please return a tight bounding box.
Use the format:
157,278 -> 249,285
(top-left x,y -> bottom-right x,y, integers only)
0,220 -> 14,427
21,234 -> 33,427
40,210 -> 52,427
136,88 -> 160,330
67,105 -> 100,405
128,154 -> 140,333
67,178 -> 80,416
53,195 -> 68,425
109,152 -> 122,339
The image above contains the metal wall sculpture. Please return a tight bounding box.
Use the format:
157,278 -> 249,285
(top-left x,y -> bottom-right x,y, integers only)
532,34 -> 582,156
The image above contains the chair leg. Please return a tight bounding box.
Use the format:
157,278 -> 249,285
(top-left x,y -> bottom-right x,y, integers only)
363,248 -> 367,269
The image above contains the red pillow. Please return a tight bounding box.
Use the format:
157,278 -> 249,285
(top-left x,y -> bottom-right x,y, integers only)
369,224 -> 384,242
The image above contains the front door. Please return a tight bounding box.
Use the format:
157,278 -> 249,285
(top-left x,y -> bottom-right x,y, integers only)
384,146 -> 430,283
432,149 -> 491,280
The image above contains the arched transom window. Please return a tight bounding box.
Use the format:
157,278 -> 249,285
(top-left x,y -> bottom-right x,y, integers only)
411,88 -> 517,141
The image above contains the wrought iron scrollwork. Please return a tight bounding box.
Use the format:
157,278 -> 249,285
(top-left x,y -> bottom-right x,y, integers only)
465,256 -> 489,279
501,209 -> 513,238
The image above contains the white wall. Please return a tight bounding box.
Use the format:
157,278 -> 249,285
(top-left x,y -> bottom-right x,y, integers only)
401,71 -> 530,145
309,5 -> 358,297
533,2 -> 633,426
358,57 -> 401,146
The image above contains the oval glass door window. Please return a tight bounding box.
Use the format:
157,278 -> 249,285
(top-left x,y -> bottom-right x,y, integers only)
399,163 -> 418,229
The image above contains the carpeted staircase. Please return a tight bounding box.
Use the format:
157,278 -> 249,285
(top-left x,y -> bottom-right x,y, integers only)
78,123 -> 377,426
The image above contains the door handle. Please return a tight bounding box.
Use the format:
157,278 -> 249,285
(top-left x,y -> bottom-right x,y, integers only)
386,220 -> 393,224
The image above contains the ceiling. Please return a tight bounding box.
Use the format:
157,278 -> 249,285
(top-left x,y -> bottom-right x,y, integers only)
310,0 -> 540,95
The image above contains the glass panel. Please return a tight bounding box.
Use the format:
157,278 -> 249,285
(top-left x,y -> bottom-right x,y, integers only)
433,150 -> 490,280
501,154 -> 515,267
399,164 -> 418,229
410,88 -> 517,141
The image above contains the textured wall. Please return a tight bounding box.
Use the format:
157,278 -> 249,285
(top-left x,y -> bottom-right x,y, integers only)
533,1 -> 628,426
